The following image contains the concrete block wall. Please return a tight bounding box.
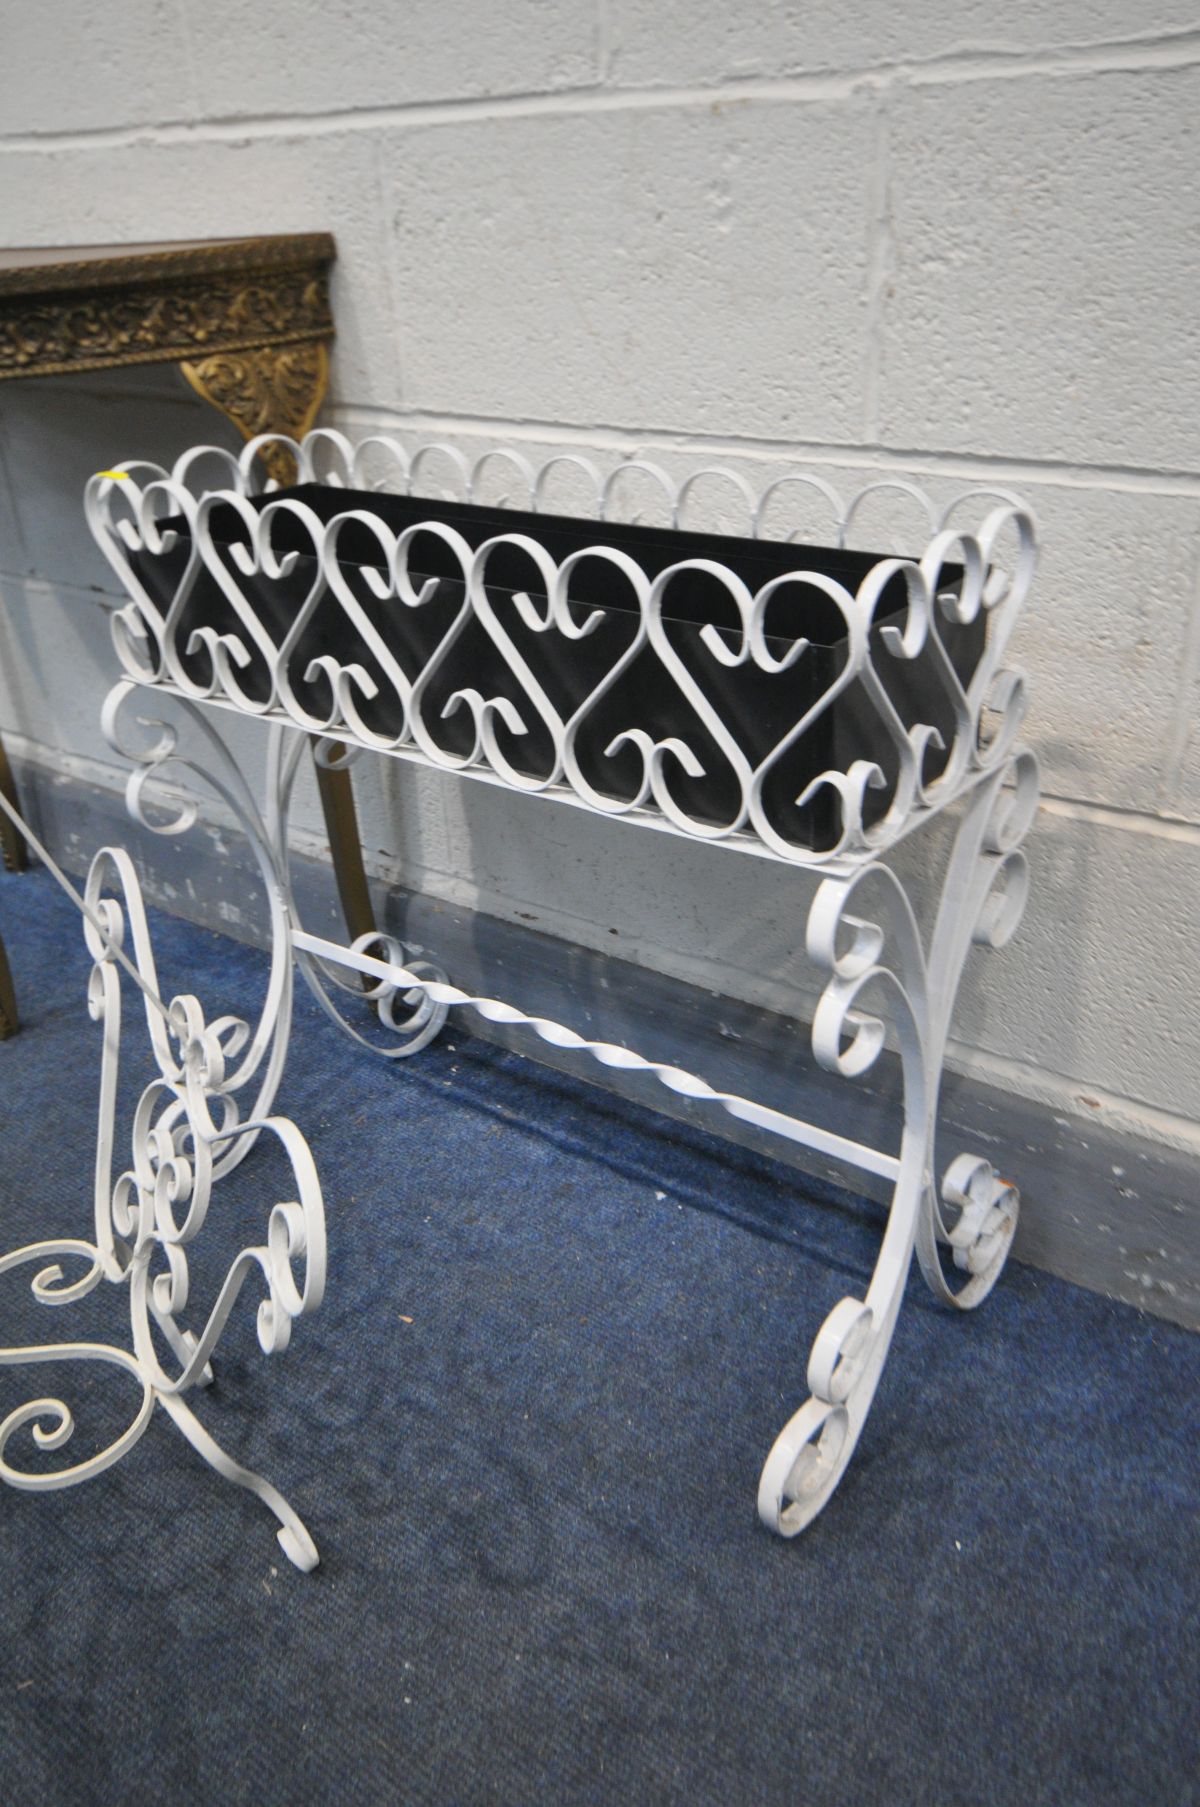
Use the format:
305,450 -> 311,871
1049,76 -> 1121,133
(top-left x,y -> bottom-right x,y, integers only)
1,2 -> 1199,1153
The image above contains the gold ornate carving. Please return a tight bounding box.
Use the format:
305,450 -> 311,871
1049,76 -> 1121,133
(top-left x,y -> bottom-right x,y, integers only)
0,233 -> 333,294
180,342 -> 330,485
0,235 -> 334,381
0,273 -> 331,377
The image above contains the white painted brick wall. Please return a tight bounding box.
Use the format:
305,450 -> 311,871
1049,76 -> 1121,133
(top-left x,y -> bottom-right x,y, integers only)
384,102 -> 875,438
1,1 -> 1199,1150
881,67 -> 1200,468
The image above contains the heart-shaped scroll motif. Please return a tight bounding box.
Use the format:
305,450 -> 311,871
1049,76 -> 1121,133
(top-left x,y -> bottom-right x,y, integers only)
318,512 -> 497,758
852,558 -> 939,854
86,466 -> 197,686
90,435 -> 1037,867
745,570 -> 867,860
907,528 -> 988,808
618,559 -> 758,840
185,491 -> 325,715
437,532 -> 568,790
279,506 -> 408,743
555,546 -> 654,815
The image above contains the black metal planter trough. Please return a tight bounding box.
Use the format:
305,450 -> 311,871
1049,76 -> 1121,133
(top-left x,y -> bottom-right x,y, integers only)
128,481 -> 981,855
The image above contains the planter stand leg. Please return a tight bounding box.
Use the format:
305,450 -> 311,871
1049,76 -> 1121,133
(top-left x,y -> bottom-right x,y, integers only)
106,687 -> 1039,1539
758,753 -> 1039,1534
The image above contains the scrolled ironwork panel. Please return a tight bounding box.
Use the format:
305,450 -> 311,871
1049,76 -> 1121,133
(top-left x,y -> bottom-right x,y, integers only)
86,434 -> 1037,869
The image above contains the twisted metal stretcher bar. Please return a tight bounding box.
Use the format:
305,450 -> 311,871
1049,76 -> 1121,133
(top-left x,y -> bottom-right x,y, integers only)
292,926 -> 903,1183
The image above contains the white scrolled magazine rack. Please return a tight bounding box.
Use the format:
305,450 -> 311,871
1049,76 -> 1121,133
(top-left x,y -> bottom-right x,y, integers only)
0,793 -> 326,1570
5,426 -> 1039,1560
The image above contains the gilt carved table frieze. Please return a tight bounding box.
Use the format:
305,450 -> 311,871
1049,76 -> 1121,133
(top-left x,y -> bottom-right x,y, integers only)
0,234 -> 335,481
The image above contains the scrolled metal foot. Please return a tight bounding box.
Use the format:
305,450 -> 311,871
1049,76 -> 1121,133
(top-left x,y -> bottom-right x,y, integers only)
157,1390 -> 319,1573
758,1397 -> 853,1538
759,1291 -> 884,1536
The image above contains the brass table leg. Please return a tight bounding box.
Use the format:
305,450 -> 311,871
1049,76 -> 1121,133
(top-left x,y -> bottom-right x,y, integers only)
0,733 -> 27,873
181,342 -> 379,955
312,743 -> 377,989
0,925 -> 17,1038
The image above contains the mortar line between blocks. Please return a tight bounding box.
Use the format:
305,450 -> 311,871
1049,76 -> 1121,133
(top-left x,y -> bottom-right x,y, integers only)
3,28 -> 1200,153
326,406 -> 1200,499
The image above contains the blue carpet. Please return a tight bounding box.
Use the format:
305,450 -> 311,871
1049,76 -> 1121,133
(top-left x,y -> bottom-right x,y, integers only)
0,863 -> 1196,1807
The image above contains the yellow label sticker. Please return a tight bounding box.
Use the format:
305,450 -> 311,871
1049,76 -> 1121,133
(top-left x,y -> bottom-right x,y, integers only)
97,470 -> 129,480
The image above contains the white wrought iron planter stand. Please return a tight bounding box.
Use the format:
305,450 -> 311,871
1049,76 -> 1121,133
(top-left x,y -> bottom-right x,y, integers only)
2,427 -> 1039,1562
